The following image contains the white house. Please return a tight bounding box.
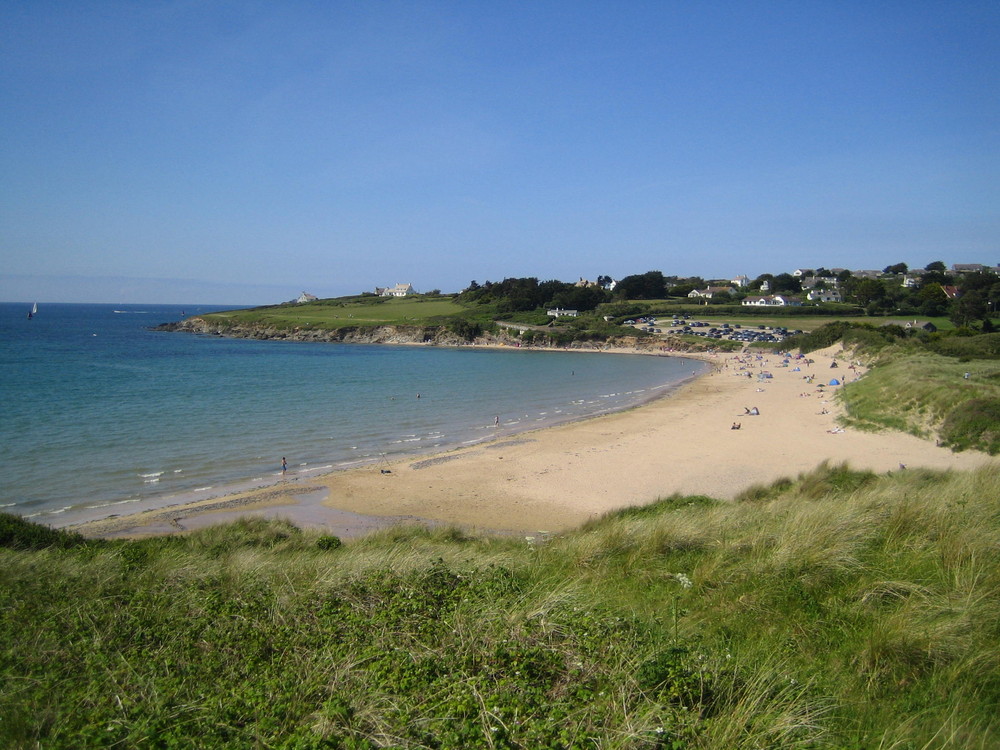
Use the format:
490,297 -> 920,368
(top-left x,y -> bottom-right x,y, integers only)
731,275 -> 751,288
688,286 -> 736,299
547,308 -> 579,318
806,289 -> 842,303
378,283 -> 415,297
742,295 -> 803,307
296,292 -> 318,303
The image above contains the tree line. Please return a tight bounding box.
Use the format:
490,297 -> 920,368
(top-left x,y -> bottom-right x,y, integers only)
456,264 -> 999,329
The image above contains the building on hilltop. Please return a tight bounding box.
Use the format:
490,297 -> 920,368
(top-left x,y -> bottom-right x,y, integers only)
547,308 -> 579,318
296,292 -> 318,303
377,283 -> 415,298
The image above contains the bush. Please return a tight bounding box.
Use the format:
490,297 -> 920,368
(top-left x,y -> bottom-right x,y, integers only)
928,333 -> 1000,360
940,398 -> 1000,454
316,535 -> 343,551
0,513 -> 90,550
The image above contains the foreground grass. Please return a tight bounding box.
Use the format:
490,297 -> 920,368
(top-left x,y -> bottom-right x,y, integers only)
3,462 -> 999,748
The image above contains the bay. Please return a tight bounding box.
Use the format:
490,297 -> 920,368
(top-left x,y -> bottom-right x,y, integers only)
0,302 -> 707,527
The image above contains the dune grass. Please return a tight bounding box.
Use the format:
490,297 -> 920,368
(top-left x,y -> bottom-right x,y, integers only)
840,348 -> 1000,452
3,462 -> 999,748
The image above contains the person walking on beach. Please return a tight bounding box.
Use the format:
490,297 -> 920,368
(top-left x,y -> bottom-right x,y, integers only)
281,457 -> 287,474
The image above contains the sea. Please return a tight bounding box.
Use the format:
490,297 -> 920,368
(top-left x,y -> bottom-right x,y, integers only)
0,302 -> 708,528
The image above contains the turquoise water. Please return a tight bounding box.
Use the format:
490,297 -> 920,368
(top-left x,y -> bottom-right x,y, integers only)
0,303 -> 707,526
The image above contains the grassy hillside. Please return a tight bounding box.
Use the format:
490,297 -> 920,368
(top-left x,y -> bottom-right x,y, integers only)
3,462 -> 999,748
195,295 -> 953,338
202,295 -> 470,330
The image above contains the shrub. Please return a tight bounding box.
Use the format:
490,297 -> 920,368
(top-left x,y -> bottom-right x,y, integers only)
940,398 -> 1000,454
0,513 -> 89,550
316,535 -> 343,551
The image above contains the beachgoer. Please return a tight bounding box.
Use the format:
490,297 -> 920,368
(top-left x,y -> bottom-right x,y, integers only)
281,457 -> 287,474
494,415 -> 500,427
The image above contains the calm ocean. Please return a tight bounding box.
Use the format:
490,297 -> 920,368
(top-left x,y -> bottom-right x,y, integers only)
0,303 -> 707,527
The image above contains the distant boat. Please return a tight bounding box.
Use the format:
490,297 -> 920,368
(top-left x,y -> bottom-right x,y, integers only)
27,302 -> 37,319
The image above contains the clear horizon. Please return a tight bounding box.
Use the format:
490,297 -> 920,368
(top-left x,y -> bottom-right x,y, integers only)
2,2 -> 997,305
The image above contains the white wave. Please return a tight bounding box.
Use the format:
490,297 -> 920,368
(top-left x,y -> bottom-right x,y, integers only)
139,471 -> 164,479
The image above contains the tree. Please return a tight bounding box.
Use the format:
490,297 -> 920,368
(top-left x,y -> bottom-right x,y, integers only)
771,273 -> 802,294
853,279 -> 887,311
613,271 -> 667,300
883,262 -> 908,275
959,271 -> 999,294
549,285 -> 609,312
918,284 -> 949,316
920,269 -> 952,287
925,260 -> 947,272
950,290 -> 987,328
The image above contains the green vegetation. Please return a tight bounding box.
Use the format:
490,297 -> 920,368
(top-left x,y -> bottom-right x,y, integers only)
841,350 -> 1000,453
7,308 -> 1000,747
203,295 -> 469,330
4,463 -> 1000,748
785,322 -> 1000,454
190,264 -> 1000,348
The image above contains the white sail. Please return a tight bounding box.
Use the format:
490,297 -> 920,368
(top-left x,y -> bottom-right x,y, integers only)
31,302 -> 38,315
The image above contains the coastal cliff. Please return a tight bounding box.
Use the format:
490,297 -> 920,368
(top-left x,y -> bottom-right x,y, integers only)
153,317 -> 684,352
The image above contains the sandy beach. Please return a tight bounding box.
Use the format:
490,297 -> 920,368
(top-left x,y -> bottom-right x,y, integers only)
72,344 -> 998,539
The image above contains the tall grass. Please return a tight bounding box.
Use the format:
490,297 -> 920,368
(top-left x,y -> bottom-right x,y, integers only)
2,463 -> 999,747
841,348 -> 1000,452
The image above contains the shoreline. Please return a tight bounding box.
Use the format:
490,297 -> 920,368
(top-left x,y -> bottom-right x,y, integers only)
58,345 -> 710,537
67,344 -> 999,540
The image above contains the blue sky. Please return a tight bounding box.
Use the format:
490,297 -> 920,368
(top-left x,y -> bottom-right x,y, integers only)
2,1 -> 997,304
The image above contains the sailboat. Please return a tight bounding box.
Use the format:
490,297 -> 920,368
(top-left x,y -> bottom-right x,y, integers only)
27,302 -> 37,319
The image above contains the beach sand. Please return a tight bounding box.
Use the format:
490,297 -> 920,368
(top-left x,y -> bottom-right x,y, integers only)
72,344 -> 997,539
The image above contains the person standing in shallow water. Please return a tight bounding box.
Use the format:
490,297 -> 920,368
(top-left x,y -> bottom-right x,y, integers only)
281,457 -> 287,474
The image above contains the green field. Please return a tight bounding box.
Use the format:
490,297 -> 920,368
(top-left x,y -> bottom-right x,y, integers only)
203,296 -> 469,329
